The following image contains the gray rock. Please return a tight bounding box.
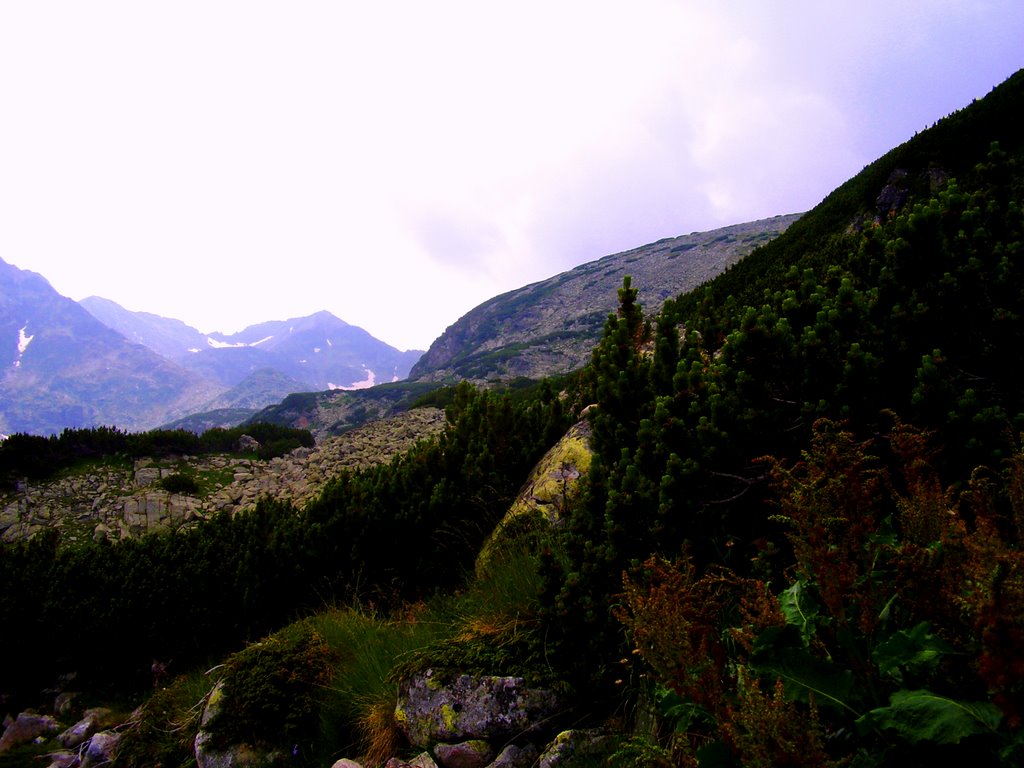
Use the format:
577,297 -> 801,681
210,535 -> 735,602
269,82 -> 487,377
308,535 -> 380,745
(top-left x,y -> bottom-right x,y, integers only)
536,729 -> 615,768
54,692 -> 80,716
485,744 -> 539,768
43,750 -> 80,768
58,707 -> 114,748
0,711 -> 60,754
134,466 -> 163,487
385,755 -> 438,768
330,760 -> 365,768
434,740 -> 495,768
235,435 -> 261,453
81,730 -> 120,768
395,671 -> 564,748
194,682 -> 286,768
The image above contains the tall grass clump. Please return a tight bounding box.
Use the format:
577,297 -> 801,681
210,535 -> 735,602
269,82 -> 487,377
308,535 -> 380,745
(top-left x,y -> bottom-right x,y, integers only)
313,536 -> 554,766
113,530 -> 557,768
116,666 -> 223,767
312,606 -> 449,766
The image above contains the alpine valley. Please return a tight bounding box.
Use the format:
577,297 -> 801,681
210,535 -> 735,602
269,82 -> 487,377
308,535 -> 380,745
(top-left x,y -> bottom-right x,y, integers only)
2,68 -> 1024,768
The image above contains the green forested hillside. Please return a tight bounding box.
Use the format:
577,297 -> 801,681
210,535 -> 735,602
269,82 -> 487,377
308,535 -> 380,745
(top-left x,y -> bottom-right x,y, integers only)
0,382 -> 573,706
538,69 -> 1024,764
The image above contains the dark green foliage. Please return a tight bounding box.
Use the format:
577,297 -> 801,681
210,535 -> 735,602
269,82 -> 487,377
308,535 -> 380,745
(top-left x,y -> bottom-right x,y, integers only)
0,381 -> 573,707
536,70 -> 1024,764
205,622 -> 335,757
159,473 -> 200,494
0,422 -> 313,488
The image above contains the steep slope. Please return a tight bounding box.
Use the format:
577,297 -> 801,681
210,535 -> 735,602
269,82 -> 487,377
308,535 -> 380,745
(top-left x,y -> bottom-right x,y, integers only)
1,259 -> 222,435
79,295 -> 209,359
410,214 -> 800,382
246,380 -> 441,440
682,69 -> 1024,317
537,67 -> 1024,763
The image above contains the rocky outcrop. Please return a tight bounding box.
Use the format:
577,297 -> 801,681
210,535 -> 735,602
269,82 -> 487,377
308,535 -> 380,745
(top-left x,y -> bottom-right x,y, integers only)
410,215 -> 800,383
476,416 -> 593,574
0,708 -> 122,768
536,729 -> 615,767
395,671 -> 565,748
366,670 -> 596,768
0,408 -> 446,543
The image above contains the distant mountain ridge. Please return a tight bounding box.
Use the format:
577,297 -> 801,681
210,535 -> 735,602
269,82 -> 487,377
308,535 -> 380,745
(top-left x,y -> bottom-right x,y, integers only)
0,267 -> 423,435
81,298 -> 423,393
1,259 -> 221,435
410,214 -> 801,382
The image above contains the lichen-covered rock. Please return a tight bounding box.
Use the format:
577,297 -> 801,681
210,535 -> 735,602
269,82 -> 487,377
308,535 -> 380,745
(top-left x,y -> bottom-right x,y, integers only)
536,729 -> 615,768
477,418 -> 592,574
433,739 -> 495,768
395,671 -> 564,749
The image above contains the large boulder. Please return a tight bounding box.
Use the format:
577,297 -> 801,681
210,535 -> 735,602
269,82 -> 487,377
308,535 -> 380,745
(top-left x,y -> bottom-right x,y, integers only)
395,671 -> 564,749
476,417 -> 593,573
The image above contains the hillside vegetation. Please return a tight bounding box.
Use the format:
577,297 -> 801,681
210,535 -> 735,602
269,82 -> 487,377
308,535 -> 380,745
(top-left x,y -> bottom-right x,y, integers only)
1,70 -> 1023,767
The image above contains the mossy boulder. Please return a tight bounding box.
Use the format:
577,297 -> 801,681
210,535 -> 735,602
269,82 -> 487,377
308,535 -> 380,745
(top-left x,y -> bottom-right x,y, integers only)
476,417 -> 593,574
394,670 -> 565,749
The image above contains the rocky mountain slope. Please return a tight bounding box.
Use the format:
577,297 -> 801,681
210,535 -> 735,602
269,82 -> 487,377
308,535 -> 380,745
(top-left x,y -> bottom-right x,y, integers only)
246,216 -> 802,437
411,213 -> 800,382
0,270 -> 425,436
0,258 -> 221,436
0,407 -> 446,544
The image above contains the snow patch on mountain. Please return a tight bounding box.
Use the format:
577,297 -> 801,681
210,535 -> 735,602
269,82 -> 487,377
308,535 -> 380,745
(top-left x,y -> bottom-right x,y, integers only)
18,325 -> 34,354
202,335 -> 274,350
14,324 -> 35,367
328,367 -> 376,391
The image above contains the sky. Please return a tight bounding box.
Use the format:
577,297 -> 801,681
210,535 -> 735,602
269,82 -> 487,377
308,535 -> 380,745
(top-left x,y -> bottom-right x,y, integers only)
2,2 -> 1023,352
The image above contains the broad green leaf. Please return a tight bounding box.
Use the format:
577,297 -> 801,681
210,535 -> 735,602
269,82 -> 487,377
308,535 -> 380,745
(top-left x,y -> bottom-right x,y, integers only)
778,580 -> 821,646
749,625 -> 858,714
872,621 -> 955,684
857,689 -> 1002,744
654,686 -> 713,733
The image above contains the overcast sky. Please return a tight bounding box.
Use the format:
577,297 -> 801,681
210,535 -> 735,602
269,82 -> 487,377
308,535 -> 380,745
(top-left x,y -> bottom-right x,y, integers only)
2,2 -> 1022,351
